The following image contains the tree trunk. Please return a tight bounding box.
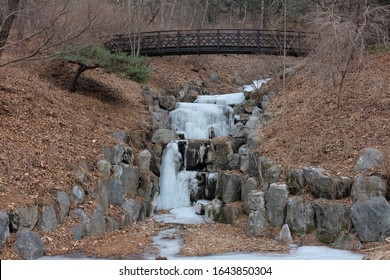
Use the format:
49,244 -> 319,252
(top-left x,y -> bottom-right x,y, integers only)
0,0 -> 21,57
69,64 -> 98,92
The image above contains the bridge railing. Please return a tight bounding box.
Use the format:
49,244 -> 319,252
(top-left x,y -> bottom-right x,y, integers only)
105,29 -> 310,56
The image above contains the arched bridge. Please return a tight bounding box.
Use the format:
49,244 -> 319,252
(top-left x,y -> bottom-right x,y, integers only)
104,29 -> 309,57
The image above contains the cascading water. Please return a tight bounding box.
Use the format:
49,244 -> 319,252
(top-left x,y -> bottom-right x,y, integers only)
156,80 -> 268,212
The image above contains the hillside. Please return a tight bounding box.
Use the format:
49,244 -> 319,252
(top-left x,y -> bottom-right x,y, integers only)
0,50 -> 389,259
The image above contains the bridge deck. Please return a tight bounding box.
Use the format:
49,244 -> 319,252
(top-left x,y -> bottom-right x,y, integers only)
105,29 -> 309,57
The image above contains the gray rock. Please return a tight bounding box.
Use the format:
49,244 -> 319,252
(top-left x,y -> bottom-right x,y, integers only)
229,122 -> 246,138
252,106 -> 263,117
74,165 -> 88,183
151,129 -> 177,145
276,224 -> 293,244
332,231 -> 362,250
14,230 -> 45,260
242,100 -> 257,114
120,164 -> 139,195
261,90 -> 277,110
70,209 -> 90,230
112,164 -> 123,179
286,196 -> 315,236
351,175 -> 388,202
242,177 -> 258,214
137,149 -> 152,172
247,191 -> 266,214
72,224 -> 84,240
96,159 -> 111,178
205,198 -> 223,223
354,147 -> 386,173
265,165 -> 281,186
72,185 -> 85,204
227,154 -> 240,170
312,199 -> 349,243
350,196 -> 390,242
265,183 -> 289,227
111,131 -> 129,143
216,172 -> 242,203
303,167 -> 352,199
222,203 -> 243,225
239,146 -> 260,177
39,205 -> 58,232
195,201 -> 207,215
121,198 -> 141,227
94,179 -> 109,212
103,144 -> 133,165
11,205 -> 38,232
88,207 -> 106,236
56,191 -> 70,222
0,211 -> 10,245
287,168 -> 305,194
107,217 -> 120,232
152,107 -> 171,131
108,179 -> 124,206
245,116 -> 261,133
158,95 -> 176,111
246,210 -> 267,237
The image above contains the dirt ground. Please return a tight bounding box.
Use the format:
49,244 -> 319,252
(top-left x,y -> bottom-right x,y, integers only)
0,49 -> 389,259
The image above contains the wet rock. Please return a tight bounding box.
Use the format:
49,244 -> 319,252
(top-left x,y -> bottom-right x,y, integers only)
39,205 -> 58,232
216,172 -> 242,203
96,159 -> 111,178
350,196 -> 390,242
332,231 -> 362,250
0,211 -> 10,245
11,205 -> 38,232
265,183 -> 289,227
354,147 -> 386,173
205,198 -> 223,223
108,179 -> 124,206
56,191 -> 70,222
286,196 -> 315,236
222,203 -> 243,225
276,224 -> 293,244
312,199 -> 349,243
72,185 -> 85,204
287,168 -> 305,194
137,149 -> 152,172
242,177 -> 258,214
14,230 -> 45,260
158,95 -> 176,111
246,210 -> 267,237
351,175 -> 388,202
151,129 -> 177,145
120,163 -> 139,195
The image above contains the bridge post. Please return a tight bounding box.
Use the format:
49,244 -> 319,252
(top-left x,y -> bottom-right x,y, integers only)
197,30 -> 200,54
217,30 -> 220,53
157,31 -> 161,56
236,29 -> 240,52
177,30 -> 180,55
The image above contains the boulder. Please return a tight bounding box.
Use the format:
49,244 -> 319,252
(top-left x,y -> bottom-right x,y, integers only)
120,163 -> 139,195
102,144 -> 133,165
276,224 -> 293,244
252,106 -> 263,117
241,177 -> 258,214
265,183 -> 289,227
111,131 -> 129,143
247,191 -> 266,214
303,167 -> 350,199
121,198 -> 142,227
195,201 -> 207,215
70,209 -> 90,234
88,207 -> 107,236
39,205 -> 58,232
112,164 -> 123,179
351,175 -> 388,202
14,230 -> 45,260
265,165 -> 281,186
137,149 -> 152,172
332,231 -> 362,251
11,205 -> 38,232
242,99 -> 257,114
354,147 -> 386,173
72,224 -> 84,240
108,179 -> 124,206
0,211 -> 10,245
350,196 -> 390,242
205,198 -> 223,223
287,168 -> 305,194
229,122 -> 246,138
246,210 -> 267,237
96,159 -> 111,178
158,95 -> 176,111
261,90 -> 277,110
56,191 -> 70,222
72,185 -> 85,204
227,154 -> 240,170
152,107 -> 171,131
286,196 -> 315,236
312,199 -> 349,243
216,172 -> 242,203
239,146 -> 260,177
151,129 -> 177,145
222,203 -> 243,225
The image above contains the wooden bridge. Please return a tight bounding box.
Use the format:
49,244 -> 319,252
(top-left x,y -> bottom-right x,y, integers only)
104,29 -> 310,57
